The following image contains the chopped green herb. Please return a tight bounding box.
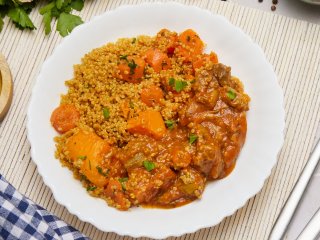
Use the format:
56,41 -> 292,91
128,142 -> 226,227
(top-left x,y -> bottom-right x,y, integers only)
8,7 -> 36,30
131,38 -> 136,44
80,174 -> 87,181
103,107 -> 110,119
129,101 -> 134,109
165,120 -> 175,130
143,161 -> 155,171
227,89 -> 237,100
96,166 -> 109,177
168,77 -> 175,87
168,78 -> 188,92
186,35 -> 191,41
189,134 -> 198,144
118,177 -> 128,190
174,80 -> 188,92
88,160 -> 92,170
56,12 -> 83,37
120,55 -> 128,60
128,59 -> 137,75
78,155 -> 87,160
87,186 -> 97,191
190,79 -> 196,84
119,177 -> 128,183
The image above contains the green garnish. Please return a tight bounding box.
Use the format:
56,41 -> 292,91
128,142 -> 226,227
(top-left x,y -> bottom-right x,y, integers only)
118,177 -> 128,190
131,38 -> 136,44
128,59 -> 137,75
129,101 -> 134,109
165,120 -> 175,130
175,80 -> 188,92
143,161 -> 155,172
189,134 -> 198,144
120,55 -> 128,60
0,0 -> 85,36
86,186 -> 97,191
96,166 -> 109,177
103,107 -> 110,119
78,155 -> 87,160
186,35 -> 191,41
227,89 -> 237,100
168,78 -> 188,92
88,160 -> 92,170
168,78 -> 175,87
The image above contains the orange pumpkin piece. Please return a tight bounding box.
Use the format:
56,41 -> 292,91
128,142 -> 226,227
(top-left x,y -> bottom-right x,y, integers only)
140,85 -> 164,107
118,56 -> 146,83
193,52 -> 219,70
177,29 -> 204,60
50,104 -> 80,134
127,110 -> 166,140
144,48 -> 171,73
66,129 -> 111,187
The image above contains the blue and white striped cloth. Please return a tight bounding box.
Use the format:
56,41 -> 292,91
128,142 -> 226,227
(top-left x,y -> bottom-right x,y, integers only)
0,174 -> 88,240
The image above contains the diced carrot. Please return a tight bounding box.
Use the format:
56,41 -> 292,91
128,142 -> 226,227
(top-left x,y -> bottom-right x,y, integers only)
192,52 -> 219,70
66,129 -> 111,187
156,29 -> 178,56
144,48 -> 171,73
171,144 -> 191,169
105,178 -> 130,210
140,85 -> 164,107
177,29 -> 204,60
50,104 -> 80,134
118,56 -> 146,83
127,110 -> 166,140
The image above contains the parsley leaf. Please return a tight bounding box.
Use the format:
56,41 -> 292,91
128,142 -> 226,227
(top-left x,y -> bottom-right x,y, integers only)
189,134 -> 198,144
118,177 -> 128,190
165,120 -> 175,130
175,80 -> 188,92
56,12 -> 83,37
227,88 -> 237,100
103,107 -> 110,119
78,155 -> 87,160
70,0 -> 84,11
168,78 -> 188,92
128,59 -> 137,75
96,166 -> 109,177
168,77 -> 175,87
8,7 -> 36,30
119,55 -> 128,60
43,12 -> 52,35
143,161 -> 155,171
131,38 -> 136,44
87,186 -> 97,191
0,17 -> 3,32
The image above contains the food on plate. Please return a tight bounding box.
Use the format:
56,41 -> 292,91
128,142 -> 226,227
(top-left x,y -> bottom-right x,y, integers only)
51,29 -> 250,210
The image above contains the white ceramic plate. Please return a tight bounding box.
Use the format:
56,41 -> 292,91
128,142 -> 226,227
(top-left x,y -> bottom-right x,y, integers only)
27,2 -> 285,239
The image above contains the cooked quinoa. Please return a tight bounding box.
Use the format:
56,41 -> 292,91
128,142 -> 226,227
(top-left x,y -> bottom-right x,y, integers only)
51,29 -> 250,210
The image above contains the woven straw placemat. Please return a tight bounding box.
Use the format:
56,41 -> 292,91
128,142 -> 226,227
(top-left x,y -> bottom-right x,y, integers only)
0,0 -> 320,239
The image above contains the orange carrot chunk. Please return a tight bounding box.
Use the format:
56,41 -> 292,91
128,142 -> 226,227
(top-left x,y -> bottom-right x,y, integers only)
140,85 -> 164,107
66,130 -> 111,187
192,52 -> 219,70
144,48 -> 171,73
127,110 -> 166,140
118,56 -> 146,83
50,104 -> 80,134
177,29 -> 204,60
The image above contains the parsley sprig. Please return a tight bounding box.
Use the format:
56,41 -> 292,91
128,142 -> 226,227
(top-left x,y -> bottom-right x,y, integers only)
0,0 -> 85,36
